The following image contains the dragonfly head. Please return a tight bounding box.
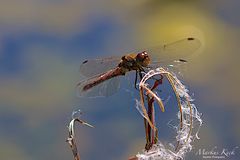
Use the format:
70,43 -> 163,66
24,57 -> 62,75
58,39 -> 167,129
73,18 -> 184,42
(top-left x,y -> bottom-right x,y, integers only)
136,51 -> 150,67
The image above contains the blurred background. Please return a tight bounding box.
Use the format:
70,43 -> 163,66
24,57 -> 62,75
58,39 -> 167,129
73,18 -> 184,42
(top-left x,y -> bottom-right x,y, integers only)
0,0 -> 240,159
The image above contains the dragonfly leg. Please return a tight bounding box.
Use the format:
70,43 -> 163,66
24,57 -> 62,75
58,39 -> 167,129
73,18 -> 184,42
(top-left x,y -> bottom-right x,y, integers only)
134,70 -> 144,90
138,70 -> 143,79
134,70 -> 138,90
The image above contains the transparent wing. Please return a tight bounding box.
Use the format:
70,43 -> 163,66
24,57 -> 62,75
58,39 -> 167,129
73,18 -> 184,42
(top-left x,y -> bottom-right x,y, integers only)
80,56 -> 121,77
145,37 -> 201,78
142,37 -> 201,63
147,58 -> 190,80
77,74 -> 121,97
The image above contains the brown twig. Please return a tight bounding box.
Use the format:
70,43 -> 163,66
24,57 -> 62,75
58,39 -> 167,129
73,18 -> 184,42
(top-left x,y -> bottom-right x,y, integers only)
138,67 -> 194,152
66,118 -> 94,160
139,72 -> 166,150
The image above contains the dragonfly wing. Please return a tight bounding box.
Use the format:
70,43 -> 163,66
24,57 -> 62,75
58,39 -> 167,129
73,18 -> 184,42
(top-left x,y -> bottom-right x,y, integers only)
146,37 -> 201,63
77,75 -> 121,97
80,56 -> 121,77
147,59 -> 190,80
145,38 -> 201,78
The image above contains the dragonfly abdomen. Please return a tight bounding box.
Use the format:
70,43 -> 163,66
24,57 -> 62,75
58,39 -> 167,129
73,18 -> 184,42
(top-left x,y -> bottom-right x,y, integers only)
82,67 -> 125,91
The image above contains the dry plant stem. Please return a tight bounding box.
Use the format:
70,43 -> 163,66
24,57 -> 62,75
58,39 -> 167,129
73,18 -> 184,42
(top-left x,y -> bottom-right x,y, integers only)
134,68 -> 200,160
67,135 -> 80,160
165,73 -> 183,151
149,78 -> 163,145
139,68 -> 193,152
165,73 -> 193,151
149,97 -> 155,145
140,87 -> 156,130
168,73 -> 193,142
140,90 -> 156,149
147,97 -> 152,144
66,119 -> 94,160
144,97 -> 160,150
168,73 -> 193,140
140,84 -> 165,149
186,99 -> 193,141
140,77 -> 165,149
165,74 -> 183,130
148,96 -> 158,145
145,96 -> 156,149
139,71 -> 167,150
141,85 -> 165,113
144,118 -> 149,145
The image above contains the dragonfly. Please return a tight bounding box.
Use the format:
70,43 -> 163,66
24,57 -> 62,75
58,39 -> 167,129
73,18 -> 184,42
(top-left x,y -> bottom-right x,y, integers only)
77,37 -> 201,97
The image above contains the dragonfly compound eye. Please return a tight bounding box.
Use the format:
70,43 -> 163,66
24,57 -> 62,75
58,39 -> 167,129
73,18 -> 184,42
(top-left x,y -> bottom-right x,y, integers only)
136,51 -> 150,67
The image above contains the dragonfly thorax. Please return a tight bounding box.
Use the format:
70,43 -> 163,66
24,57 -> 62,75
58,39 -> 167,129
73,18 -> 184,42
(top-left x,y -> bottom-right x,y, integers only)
136,51 -> 151,67
118,52 -> 150,73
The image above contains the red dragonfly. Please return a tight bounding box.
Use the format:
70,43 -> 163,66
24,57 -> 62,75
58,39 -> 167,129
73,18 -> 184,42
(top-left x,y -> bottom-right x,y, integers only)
77,37 -> 201,97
